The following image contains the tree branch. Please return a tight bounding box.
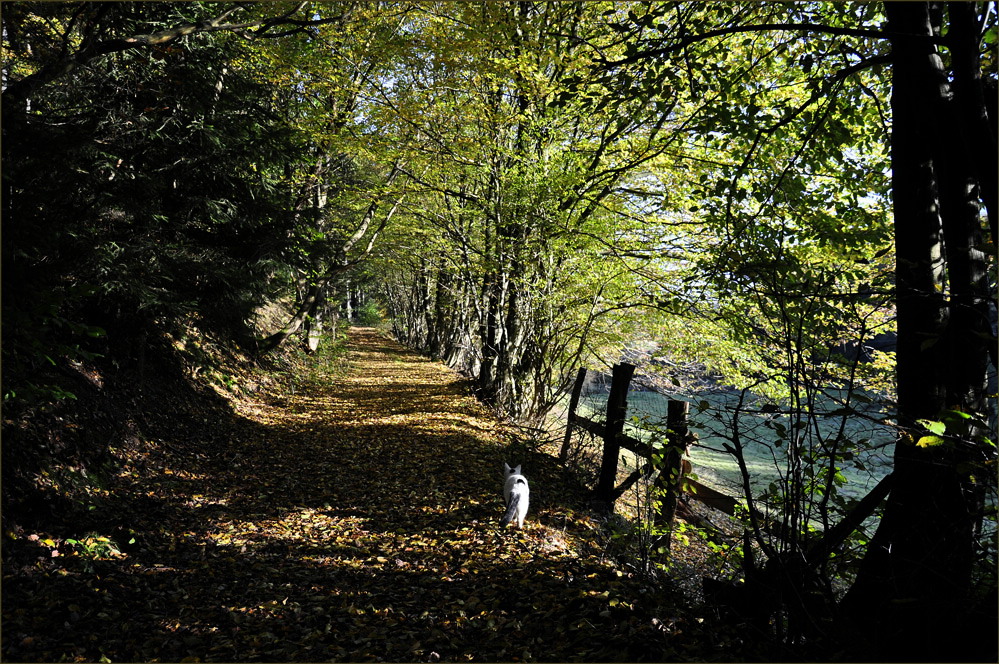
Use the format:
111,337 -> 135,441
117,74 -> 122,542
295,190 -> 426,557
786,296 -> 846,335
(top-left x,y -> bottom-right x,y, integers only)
2,3 -> 346,109
601,22 -> 938,69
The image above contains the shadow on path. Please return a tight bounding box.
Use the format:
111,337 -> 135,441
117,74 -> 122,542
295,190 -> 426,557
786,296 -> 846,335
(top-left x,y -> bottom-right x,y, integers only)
3,328 -> 695,662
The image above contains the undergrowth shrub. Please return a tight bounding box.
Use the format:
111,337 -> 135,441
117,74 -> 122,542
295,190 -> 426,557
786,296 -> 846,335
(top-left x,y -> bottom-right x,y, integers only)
299,331 -> 351,387
354,302 -> 383,326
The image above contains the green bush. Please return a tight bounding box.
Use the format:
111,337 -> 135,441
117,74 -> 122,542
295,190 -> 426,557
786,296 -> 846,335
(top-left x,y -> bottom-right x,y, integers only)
354,302 -> 383,326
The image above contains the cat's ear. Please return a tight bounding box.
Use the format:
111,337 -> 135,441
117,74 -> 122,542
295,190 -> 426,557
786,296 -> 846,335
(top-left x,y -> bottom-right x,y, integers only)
504,462 -> 512,474
513,465 -> 521,475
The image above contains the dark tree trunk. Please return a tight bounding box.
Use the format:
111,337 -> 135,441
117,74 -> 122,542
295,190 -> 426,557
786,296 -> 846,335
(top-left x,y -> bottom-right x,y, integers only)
840,4 -> 993,661
947,2 -> 997,242
478,274 -> 501,398
496,251 -> 526,414
477,208 -> 501,397
941,1 -> 994,413
431,260 -> 449,359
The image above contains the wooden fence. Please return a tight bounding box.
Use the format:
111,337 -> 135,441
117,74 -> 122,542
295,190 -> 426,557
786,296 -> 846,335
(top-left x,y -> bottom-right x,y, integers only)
559,365 -> 903,638
559,363 -> 895,557
559,363 -> 762,530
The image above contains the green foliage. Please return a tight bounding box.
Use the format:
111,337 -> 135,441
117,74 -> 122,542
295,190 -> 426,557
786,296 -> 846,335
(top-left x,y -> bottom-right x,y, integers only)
64,533 -> 127,572
3,3 -> 996,658
354,302 -> 384,326
366,2 -> 675,421
85,42 -> 298,321
915,410 -> 995,448
1,2 -> 389,405
298,331 -> 350,388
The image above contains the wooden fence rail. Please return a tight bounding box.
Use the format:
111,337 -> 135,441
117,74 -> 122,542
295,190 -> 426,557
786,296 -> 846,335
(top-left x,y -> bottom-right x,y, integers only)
560,368 -> 902,639
562,364 -> 766,533
562,365 -> 891,558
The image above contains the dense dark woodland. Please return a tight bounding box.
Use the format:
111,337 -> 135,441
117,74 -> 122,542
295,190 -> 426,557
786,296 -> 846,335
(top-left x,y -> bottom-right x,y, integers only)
2,2 -> 997,662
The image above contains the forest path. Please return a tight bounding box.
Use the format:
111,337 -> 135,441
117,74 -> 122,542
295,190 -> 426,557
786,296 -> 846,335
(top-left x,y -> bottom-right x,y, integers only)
4,328 -> 704,662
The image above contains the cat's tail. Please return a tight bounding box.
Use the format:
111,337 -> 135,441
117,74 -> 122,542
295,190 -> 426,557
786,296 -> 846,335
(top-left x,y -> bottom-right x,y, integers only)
500,493 -> 521,527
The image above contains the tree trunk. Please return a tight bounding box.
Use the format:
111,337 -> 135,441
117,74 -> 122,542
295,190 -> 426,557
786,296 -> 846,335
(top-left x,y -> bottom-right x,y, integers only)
430,260 -> 448,359
476,205 -> 497,396
560,368 -> 587,462
304,287 -> 328,353
478,269 -> 502,398
496,268 -> 525,414
947,2 -> 997,242
840,4 -> 990,660
941,1 -> 993,413
343,277 -> 353,321
259,283 -> 325,353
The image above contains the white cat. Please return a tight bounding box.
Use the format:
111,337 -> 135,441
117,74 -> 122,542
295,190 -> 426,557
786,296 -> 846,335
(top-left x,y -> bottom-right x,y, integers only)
500,463 -> 530,529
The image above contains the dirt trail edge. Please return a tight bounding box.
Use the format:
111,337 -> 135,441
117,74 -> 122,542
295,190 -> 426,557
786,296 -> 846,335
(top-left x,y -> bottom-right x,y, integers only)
4,328 -> 706,663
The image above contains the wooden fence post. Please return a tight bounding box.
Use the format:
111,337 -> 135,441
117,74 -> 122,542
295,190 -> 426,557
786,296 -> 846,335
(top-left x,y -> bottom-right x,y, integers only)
560,368 -> 587,463
654,399 -> 690,549
593,362 -> 636,507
